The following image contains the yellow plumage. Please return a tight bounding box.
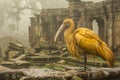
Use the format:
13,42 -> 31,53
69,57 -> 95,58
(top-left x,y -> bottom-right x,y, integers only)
54,19 -> 114,68
73,28 -> 114,67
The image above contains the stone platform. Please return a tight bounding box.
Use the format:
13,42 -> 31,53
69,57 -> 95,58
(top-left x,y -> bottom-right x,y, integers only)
0,67 -> 120,80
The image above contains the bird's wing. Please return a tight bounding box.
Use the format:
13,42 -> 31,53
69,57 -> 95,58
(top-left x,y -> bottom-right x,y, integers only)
73,28 -> 107,46
73,28 -> 114,67
73,28 -> 99,53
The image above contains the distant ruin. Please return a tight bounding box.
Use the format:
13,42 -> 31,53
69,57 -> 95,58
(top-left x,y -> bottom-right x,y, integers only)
29,0 -> 120,56
0,1 -> 120,80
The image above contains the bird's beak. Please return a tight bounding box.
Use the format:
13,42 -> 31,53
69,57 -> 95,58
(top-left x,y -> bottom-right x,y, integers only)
54,24 -> 65,43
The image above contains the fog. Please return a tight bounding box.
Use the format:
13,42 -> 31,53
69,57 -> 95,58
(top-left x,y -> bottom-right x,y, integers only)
0,0 -> 104,49
82,0 -> 105,2
0,0 -> 42,48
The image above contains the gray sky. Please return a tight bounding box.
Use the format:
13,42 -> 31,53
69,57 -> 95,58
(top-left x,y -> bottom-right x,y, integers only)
82,0 -> 105,2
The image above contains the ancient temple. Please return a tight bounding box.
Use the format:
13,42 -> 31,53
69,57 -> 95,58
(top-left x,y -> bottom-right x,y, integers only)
29,0 -> 120,54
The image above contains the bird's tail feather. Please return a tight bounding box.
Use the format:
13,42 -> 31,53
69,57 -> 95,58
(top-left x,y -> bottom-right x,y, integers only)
97,45 -> 114,67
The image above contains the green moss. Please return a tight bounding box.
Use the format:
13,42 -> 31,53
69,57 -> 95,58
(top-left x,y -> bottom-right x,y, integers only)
40,64 -> 65,71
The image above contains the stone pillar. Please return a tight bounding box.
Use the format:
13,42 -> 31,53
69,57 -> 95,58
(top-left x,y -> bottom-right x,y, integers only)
103,17 -> 108,43
86,19 -> 93,29
29,17 -> 37,47
30,17 -> 37,26
34,14 -> 40,30
105,0 -> 113,47
29,16 -> 41,48
111,0 -> 120,47
107,0 -> 120,47
50,15 -> 57,43
113,16 -> 120,45
106,0 -> 120,55
67,0 -> 81,29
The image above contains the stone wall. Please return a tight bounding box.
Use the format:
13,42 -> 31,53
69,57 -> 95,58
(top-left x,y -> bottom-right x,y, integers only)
40,8 -> 68,43
29,0 -> 120,54
0,68 -> 120,80
66,0 -> 120,54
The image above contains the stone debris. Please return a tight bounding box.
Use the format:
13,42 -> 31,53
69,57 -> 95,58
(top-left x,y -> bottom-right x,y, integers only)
18,68 -> 70,78
57,60 -> 66,64
0,65 -> 10,71
0,67 -> 119,80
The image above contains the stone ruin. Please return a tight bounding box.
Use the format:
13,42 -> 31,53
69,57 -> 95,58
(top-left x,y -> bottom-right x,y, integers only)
29,0 -> 120,55
0,0 -> 120,80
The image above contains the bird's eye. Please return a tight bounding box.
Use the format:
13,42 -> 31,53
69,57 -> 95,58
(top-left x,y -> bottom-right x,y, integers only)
65,23 -> 70,27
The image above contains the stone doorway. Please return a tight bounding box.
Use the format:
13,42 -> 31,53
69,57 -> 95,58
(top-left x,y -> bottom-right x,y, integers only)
92,18 -> 105,41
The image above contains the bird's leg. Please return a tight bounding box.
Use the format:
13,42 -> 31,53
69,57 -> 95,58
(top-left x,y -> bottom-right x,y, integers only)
84,53 -> 87,70
79,54 -> 87,72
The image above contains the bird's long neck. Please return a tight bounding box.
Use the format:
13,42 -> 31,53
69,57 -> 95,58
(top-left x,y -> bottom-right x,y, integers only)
64,21 -> 74,43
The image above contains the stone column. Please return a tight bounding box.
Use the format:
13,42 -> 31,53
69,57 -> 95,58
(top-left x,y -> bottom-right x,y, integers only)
29,17 -> 37,47
114,16 -> 120,45
105,0 -> 113,46
103,17 -> 108,43
108,0 -> 120,47
106,0 -> 120,55
50,15 -> 57,43
86,19 -> 93,29
67,0 -> 81,29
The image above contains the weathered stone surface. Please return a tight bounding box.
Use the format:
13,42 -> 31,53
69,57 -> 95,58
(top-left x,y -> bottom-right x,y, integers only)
0,70 -> 24,80
0,65 -> 10,71
1,60 -> 30,69
0,67 -> 120,80
57,60 -> 66,64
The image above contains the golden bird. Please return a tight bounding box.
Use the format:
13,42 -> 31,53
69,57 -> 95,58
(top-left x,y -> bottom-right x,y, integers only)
54,19 -> 114,70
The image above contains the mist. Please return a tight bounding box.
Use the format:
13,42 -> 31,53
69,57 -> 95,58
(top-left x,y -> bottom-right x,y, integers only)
0,0 -> 42,49
0,0 -> 104,50
82,0 -> 105,2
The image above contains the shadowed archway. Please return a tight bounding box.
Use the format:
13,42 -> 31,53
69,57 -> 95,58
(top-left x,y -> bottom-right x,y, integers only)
92,18 -> 105,41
